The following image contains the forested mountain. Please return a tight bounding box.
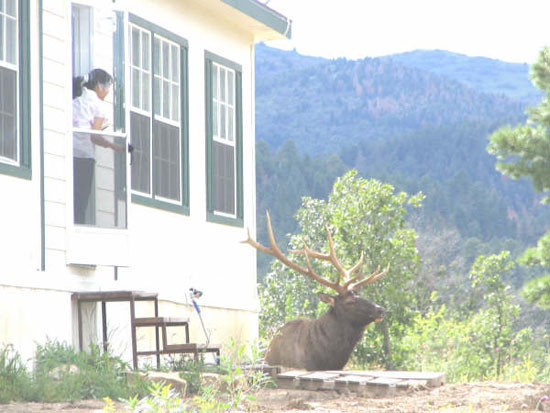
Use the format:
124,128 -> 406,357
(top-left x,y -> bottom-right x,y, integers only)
255,43 -> 526,154
254,44 -> 550,280
384,49 -> 542,104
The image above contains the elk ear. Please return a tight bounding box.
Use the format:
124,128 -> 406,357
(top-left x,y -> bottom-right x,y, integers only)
318,292 -> 336,307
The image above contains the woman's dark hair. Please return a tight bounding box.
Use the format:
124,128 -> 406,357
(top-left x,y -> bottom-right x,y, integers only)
73,68 -> 113,99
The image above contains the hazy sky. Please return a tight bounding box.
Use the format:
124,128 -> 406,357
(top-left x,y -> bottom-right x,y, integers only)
264,0 -> 550,64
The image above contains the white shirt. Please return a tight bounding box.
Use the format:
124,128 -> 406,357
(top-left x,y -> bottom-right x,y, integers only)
73,87 -> 109,158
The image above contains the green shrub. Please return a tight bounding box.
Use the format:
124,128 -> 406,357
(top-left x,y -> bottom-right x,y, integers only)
31,340 -> 136,402
0,344 -> 32,403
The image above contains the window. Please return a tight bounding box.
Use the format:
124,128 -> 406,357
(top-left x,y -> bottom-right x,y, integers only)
71,3 -> 127,229
0,0 -> 30,177
129,14 -> 189,213
71,4 -> 92,77
205,52 -> 243,226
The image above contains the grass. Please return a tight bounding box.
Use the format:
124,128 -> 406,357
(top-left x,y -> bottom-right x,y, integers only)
0,339 -> 271,412
0,340 -> 148,404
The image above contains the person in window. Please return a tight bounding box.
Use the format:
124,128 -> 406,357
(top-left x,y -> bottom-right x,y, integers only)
72,68 -> 124,224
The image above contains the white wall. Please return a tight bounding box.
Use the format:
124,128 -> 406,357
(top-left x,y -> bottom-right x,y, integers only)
0,0 -> 263,360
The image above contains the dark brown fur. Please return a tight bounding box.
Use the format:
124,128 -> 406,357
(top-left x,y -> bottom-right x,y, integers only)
265,290 -> 385,370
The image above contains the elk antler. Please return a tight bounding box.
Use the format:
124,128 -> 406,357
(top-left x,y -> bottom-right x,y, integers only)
243,211 -> 389,293
242,211 -> 346,294
344,264 -> 390,291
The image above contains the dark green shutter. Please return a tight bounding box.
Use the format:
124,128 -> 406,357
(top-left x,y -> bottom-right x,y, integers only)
0,0 -> 31,179
205,57 -> 214,214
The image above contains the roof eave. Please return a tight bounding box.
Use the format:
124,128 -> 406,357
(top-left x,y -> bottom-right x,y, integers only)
220,0 -> 292,40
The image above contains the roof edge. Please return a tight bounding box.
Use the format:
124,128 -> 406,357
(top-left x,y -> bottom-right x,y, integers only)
221,0 -> 292,39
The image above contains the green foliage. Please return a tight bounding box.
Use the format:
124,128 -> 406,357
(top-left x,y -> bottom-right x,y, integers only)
215,340 -> 271,411
401,252 -> 532,382
0,344 -> 32,403
488,46 -> 550,203
116,341 -> 270,412
522,275 -> 550,308
129,381 -> 187,412
260,170 -> 423,368
487,46 -> 550,314
0,340 -> 146,404
166,355 -> 206,395
32,341 -> 136,402
256,139 -> 347,279
400,304 -> 532,382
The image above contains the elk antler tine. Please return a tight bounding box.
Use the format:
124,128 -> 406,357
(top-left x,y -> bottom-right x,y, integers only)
343,252 -> 365,289
325,226 -> 347,284
350,264 -> 390,291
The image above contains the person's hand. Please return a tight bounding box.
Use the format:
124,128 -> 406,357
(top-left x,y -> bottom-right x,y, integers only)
110,142 -> 125,152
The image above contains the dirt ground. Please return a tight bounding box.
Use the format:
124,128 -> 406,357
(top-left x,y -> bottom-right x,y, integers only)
1,382 -> 550,412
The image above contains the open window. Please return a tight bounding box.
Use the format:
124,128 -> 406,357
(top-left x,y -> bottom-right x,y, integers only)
71,3 -> 128,230
68,2 -> 130,266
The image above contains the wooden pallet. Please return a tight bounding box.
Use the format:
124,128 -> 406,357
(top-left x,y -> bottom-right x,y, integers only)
272,369 -> 444,396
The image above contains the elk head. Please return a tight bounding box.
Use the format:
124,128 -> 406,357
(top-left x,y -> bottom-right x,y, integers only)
243,211 -> 388,327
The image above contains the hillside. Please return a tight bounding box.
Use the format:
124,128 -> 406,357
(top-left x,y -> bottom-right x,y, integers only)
254,44 -> 550,280
255,43 -> 526,154
385,49 -> 541,104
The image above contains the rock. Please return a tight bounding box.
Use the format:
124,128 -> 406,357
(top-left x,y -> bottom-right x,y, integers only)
128,371 -> 188,396
49,364 -> 80,380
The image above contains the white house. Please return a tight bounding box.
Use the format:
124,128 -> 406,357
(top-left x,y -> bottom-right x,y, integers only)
0,0 -> 290,366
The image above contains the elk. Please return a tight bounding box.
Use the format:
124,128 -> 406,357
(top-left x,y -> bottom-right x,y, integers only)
244,212 -> 389,371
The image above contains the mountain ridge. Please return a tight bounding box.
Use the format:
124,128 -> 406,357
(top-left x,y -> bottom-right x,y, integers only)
255,43 -> 527,154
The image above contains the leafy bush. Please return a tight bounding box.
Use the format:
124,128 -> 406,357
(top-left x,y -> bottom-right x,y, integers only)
0,339 -> 148,404
0,344 -> 32,403
32,341 -> 135,402
260,170 -> 423,368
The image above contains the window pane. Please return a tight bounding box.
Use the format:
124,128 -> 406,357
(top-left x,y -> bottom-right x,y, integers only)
0,67 -> 17,161
130,112 -> 151,194
228,71 -> 234,105
4,17 -> 18,65
153,76 -> 160,116
131,68 -> 140,107
212,102 -> 218,137
0,17 -> 4,62
162,41 -> 169,78
162,79 -> 170,118
220,105 -> 226,139
213,141 -> 235,214
142,72 -> 150,111
131,27 -> 140,66
153,120 -> 180,201
6,0 -> 16,17
211,65 -> 218,100
153,37 -> 160,75
171,45 -> 178,82
228,107 -> 234,142
142,31 -> 150,70
172,84 -> 179,121
220,68 -> 226,101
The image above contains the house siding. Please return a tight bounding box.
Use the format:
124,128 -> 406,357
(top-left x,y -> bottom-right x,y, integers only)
0,0 -> 281,366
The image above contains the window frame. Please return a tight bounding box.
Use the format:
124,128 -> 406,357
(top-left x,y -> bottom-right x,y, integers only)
205,51 -> 243,227
0,0 -> 30,179
128,13 -> 189,214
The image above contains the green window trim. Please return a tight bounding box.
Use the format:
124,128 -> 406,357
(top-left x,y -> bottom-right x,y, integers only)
128,13 -> 190,214
205,51 -> 243,227
0,0 -> 31,179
